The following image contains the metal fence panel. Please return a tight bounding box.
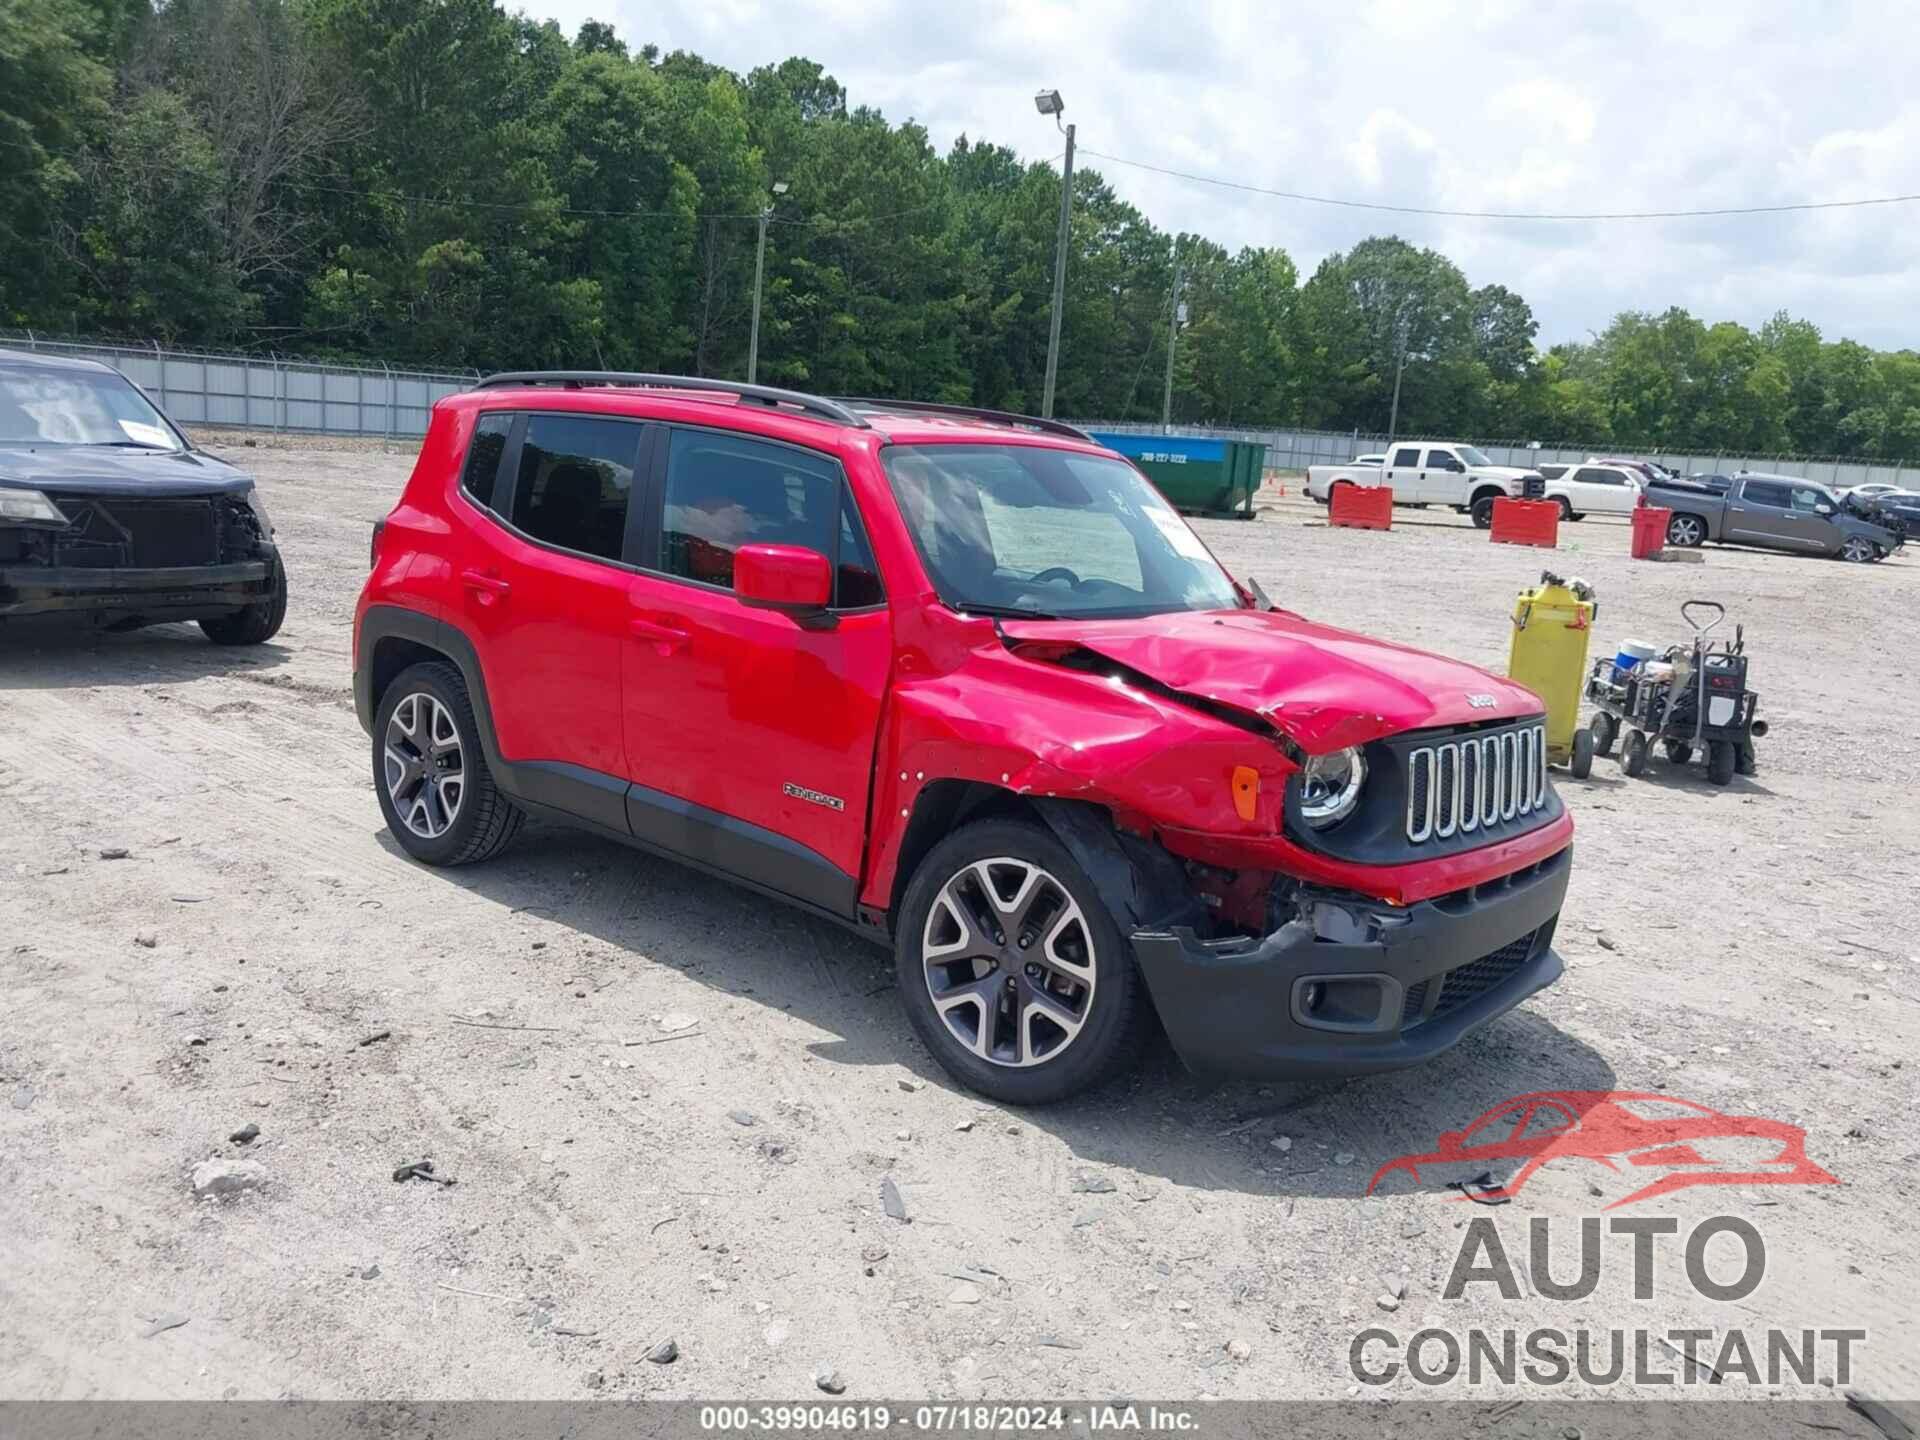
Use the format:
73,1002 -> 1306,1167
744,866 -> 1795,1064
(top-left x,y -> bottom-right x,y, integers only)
1,332 -> 480,439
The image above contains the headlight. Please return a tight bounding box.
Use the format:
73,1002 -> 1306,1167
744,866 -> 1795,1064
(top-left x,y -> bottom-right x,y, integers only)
1299,746 -> 1366,829
0,488 -> 69,526
245,487 -> 274,535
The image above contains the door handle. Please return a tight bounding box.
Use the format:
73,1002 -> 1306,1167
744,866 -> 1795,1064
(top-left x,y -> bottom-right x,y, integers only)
628,617 -> 688,654
460,569 -> 510,599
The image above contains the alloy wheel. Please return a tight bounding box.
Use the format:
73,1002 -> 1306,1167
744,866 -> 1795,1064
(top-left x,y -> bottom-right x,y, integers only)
921,858 -> 1096,1068
383,692 -> 466,839
1668,516 -> 1704,547
1840,536 -> 1873,562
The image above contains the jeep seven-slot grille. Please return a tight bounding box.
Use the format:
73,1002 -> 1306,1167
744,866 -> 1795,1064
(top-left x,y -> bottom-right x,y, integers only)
1405,722 -> 1546,844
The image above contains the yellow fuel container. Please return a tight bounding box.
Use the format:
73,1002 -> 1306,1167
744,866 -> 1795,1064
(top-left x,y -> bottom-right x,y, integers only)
1508,573 -> 1596,764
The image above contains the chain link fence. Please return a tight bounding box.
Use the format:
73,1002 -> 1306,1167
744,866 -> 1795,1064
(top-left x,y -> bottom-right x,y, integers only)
1,331 -> 479,441
1076,420 -> 1920,492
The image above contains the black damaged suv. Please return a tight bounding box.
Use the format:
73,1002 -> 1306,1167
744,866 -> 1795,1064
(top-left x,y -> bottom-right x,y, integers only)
0,348 -> 286,643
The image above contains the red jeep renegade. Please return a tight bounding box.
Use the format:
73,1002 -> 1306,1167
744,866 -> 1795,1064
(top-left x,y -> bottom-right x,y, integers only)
354,374 -> 1572,1103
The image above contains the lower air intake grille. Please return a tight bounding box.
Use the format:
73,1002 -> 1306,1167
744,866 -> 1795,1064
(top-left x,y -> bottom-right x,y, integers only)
1429,929 -> 1538,1021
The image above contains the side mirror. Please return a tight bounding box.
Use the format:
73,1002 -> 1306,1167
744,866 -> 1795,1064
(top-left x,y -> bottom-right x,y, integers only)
1815,503 -> 1834,516
734,543 -> 831,611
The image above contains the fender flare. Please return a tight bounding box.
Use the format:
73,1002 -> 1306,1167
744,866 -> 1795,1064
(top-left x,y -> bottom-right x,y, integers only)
355,604 -> 508,773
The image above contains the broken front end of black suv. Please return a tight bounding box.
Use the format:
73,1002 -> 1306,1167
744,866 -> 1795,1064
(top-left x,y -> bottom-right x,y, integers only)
0,349 -> 286,644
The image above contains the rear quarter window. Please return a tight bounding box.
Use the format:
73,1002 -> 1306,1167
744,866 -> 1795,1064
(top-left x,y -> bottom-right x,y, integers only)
461,413 -> 513,511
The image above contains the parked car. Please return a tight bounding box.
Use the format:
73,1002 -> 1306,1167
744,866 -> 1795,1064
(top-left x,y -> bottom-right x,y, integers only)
355,374 -> 1573,1103
1845,482 -> 1902,500
1532,462 -> 1642,518
1589,456 -> 1679,486
1306,441 -> 1536,526
1646,471 -> 1902,561
0,348 -> 287,641
1859,489 -> 1920,533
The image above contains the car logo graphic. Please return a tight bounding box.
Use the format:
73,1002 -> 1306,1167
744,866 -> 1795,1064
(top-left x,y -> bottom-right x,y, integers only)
1366,1090 -> 1838,1210
1466,693 -> 1498,708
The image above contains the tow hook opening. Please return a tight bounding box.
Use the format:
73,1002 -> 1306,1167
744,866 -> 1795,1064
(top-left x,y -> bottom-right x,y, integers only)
1291,972 -> 1403,1033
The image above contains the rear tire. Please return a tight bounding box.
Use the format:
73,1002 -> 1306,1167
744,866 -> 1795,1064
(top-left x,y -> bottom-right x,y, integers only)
1667,514 -> 1706,548
1570,726 -> 1595,780
1622,729 -> 1649,778
1590,710 -> 1618,756
1664,739 -> 1693,765
1707,740 -> 1736,786
373,661 -> 524,866
1734,740 -> 1757,776
894,818 -> 1150,1105
200,554 -> 288,645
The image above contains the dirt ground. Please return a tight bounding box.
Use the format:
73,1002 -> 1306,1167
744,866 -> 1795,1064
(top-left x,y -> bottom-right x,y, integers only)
2,439 -> 1915,1411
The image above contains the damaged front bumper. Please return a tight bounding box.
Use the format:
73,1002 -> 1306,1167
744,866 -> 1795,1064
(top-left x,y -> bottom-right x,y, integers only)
1132,846 -> 1569,1080
0,559 -> 273,622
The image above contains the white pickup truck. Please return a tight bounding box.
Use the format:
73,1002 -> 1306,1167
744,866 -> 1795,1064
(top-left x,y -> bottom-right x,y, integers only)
1305,441 -> 1540,527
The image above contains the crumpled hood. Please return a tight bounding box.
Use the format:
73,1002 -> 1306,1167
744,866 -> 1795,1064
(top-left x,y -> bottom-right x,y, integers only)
0,444 -> 254,498
1001,608 -> 1543,751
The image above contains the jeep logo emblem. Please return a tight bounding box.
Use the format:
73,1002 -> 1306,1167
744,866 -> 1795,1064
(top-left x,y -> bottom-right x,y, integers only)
1467,693 -> 1497,709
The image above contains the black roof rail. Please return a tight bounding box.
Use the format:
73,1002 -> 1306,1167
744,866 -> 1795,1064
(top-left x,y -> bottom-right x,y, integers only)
835,397 -> 1094,442
474,371 -> 869,428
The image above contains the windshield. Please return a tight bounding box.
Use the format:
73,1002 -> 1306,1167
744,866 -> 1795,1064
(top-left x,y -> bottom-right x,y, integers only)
0,365 -> 183,450
1455,445 -> 1492,467
883,443 -> 1241,619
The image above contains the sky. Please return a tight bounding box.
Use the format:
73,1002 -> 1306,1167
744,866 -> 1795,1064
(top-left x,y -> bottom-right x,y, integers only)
527,0 -> 1920,350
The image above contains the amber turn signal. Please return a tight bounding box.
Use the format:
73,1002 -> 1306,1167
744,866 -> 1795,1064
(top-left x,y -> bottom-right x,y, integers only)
1231,765 -> 1260,822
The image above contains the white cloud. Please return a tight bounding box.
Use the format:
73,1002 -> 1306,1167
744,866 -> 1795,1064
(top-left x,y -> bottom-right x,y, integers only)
527,0 -> 1920,349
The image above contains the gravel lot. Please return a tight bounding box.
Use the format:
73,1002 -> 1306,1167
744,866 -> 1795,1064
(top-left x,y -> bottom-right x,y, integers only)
2,439 -> 1915,1411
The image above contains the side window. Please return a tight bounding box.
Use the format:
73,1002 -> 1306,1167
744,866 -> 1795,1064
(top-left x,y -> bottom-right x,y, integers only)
836,493 -> 885,608
1426,449 -> 1459,471
461,413 -> 513,511
1390,446 -> 1421,468
661,430 -> 841,592
1573,467 -> 1616,486
508,414 -> 640,561
1788,486 -> 1826,512
1742,481 -> 1789,507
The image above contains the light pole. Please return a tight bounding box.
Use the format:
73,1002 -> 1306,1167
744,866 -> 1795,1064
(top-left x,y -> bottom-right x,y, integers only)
747,179 -> 788,384
1034,89 -> 1074,419
1384,305 -> 1412,449
1161,242 -> 1186,431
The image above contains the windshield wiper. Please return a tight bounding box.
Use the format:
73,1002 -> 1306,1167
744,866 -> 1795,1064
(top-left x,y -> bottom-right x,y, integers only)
85,440 -> 175,450
953,602 -> 1066,621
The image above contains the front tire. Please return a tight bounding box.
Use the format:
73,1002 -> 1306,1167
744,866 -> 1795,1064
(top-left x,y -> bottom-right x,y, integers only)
373,661 -> 524,866
200,554 -> 288,645
1839,536 -> 1874,563
1555,497 -> 1574,522
1570,726 -> 1595,780
895,819 -> 1149,1105
1471,495 -> 1498,529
